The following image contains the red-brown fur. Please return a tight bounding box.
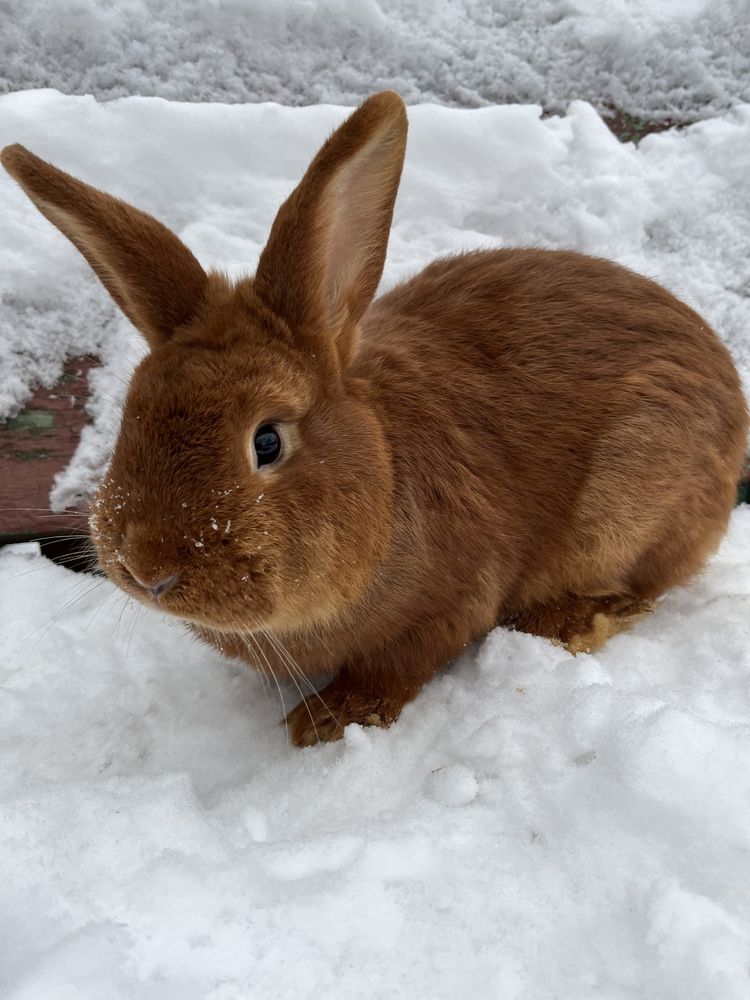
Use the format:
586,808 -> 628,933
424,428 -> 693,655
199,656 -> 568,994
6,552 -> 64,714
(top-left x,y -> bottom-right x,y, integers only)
2,93 -> 747,746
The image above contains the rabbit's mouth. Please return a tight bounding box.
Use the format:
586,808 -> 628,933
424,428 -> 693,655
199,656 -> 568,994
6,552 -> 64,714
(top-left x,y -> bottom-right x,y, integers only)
103,555 -> 277,632
91,523 -> 276,632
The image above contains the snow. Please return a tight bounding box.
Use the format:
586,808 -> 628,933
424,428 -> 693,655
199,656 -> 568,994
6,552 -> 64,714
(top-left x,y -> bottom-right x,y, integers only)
2,509 -> 750,998
1,0 -> 748,123
1,92 -> 749,507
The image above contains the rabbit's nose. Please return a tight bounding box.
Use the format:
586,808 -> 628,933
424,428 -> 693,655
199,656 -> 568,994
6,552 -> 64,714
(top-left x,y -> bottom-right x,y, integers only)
148,574 -> 179,599
118,525 -> 179,599
119,557 -> 179,600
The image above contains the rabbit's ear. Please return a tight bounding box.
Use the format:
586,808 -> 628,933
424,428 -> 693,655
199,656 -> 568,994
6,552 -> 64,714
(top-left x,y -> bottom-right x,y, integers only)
1,144 -> 208,348
254,92 -> 407,361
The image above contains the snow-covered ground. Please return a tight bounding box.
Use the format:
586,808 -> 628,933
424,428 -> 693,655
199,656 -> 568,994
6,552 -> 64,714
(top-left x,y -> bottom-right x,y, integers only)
2,509 -> 750,998
1,92 -> 749,507
1,0 -> 749,122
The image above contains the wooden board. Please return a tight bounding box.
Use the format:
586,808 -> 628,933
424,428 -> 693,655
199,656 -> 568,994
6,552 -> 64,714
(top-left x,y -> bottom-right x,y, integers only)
0,356 -> 96,539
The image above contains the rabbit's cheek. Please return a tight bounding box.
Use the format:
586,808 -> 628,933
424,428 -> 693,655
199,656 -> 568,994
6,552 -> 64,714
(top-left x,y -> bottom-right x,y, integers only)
89,479 -> 127,575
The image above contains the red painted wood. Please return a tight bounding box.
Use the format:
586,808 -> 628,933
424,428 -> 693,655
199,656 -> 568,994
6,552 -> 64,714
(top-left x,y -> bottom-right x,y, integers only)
0,357 -> 97,537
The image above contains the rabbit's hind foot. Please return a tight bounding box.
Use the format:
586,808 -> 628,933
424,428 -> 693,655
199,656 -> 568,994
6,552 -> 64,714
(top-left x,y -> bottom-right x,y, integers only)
505,592 -> 653,655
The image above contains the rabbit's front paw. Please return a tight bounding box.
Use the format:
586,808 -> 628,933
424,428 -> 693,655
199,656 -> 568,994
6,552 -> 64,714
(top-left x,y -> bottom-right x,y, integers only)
284,680 -> 403,747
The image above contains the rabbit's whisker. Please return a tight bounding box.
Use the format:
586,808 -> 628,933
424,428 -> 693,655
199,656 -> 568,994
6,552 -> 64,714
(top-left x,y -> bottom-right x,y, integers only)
258,625 -> 342,736
19,577 -> 107,647
240,631 -> 289,745
259,630 -> 321,745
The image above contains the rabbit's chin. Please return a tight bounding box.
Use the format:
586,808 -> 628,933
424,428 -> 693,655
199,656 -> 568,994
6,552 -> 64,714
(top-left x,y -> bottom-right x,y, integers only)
130,592 -> 276,637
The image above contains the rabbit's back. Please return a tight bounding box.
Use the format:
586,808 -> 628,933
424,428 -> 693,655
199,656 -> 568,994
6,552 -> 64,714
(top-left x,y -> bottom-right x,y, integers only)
368,249 -> 737,399
360,248 -> 748,607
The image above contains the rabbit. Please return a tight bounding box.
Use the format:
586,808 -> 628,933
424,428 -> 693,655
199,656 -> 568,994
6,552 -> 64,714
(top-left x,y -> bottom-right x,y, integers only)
2,92 -> 747,746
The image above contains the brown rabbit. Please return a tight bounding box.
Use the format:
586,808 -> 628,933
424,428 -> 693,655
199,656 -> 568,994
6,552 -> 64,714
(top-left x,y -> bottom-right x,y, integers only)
2,93 -> 747,746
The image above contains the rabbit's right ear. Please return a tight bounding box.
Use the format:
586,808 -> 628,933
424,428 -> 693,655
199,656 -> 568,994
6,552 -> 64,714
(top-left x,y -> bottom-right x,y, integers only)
254,92 -> 407,365
1,145 -> 207,348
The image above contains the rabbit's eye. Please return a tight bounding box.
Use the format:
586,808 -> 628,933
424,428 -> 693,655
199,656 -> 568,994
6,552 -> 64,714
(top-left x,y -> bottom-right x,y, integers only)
254,424 -> 282,467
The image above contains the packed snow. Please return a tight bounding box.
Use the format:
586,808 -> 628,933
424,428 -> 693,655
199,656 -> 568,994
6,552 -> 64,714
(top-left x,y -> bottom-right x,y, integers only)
2,509 -> 750,998
1,0 -> 749,123
1,92 -> 749,507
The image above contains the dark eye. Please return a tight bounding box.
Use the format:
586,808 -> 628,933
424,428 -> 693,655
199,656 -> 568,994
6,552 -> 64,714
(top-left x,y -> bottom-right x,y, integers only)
254,424 -> 282,467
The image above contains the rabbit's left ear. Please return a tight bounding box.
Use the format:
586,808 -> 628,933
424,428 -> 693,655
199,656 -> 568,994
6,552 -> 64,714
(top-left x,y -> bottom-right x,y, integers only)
254,92 -> 407,363
0,144 -> 208,349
